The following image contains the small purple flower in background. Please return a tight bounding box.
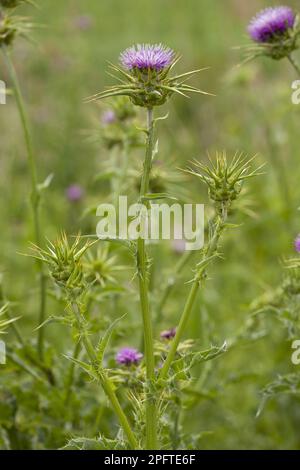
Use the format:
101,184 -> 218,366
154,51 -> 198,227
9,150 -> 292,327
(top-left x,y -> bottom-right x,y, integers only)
73,15 -> 93,31
66,184 -> 84,203
248,6 -> 295,43
160,328 -> 176,341
120,43 -> 175,71
116,347 -> 143,366
172,239 -> 186,254
102,109 -> 116,125
295,235 -> 300,253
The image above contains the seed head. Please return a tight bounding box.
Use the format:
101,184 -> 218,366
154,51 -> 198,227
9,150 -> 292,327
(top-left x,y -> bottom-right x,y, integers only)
116,347 -> 143,366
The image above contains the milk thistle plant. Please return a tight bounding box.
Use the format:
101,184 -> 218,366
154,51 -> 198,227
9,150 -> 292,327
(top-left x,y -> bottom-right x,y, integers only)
63,43 -> 261,450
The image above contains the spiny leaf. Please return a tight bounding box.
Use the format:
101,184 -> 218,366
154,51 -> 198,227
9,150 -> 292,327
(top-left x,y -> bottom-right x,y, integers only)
96,314 -> 126,365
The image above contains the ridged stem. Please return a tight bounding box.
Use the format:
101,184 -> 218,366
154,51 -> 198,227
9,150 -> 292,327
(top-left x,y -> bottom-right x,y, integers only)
136,107 -> 157,449
71,301 -> 138,449
2,46 -> 47,360
159,207 -> 228,380
288,54 -> 300,76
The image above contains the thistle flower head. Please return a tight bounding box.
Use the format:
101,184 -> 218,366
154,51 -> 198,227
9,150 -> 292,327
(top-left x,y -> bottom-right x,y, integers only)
120,43 -> 174,71
101,109 -> 116,125
116,347 -> 143,366
83,245 -> 127,287
66,184 -> 84,202
30,233 -> 94,294
187,152 -> 263,213
0,0 -> 23,8
160,327 -> 176,340
244,6 -> 300,61
0,12 -> 33,48
248,7 -> 295,43
294,235 -> 300,253
0,12 -> 16,46
86,44 -> 210,108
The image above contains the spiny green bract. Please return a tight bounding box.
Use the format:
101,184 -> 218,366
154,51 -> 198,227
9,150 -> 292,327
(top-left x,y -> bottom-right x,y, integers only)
186,151 -> 264,213
30,234 -> 94,294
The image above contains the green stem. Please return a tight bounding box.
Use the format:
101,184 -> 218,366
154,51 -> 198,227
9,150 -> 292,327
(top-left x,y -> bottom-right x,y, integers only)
71,301 -> 138,449
159,207 -> 227,380
287,54 -> 300,76
136,108 -> 157,449
155,251 -> 192,327
64,340 -> 81,406
2,46 -> 47,360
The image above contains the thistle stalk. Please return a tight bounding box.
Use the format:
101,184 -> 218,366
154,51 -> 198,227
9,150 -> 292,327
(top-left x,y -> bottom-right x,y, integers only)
2,46 -> 47,360
137,107 -> 157,449
159,206 -> 228,380
71,301 -> 138,450
287,54 -> 300,76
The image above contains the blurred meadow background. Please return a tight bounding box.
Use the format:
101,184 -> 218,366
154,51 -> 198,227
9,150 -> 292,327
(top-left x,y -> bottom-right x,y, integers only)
1,0 -> 300,449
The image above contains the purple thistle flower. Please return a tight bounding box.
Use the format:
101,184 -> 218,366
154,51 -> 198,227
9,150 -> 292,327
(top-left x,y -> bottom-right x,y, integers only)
73,15 -> 93,31
120,43 -> 175,71
248,6 -> 296,43
172,239 -> 186,254
102,109 -> 116,125
295,235 -> 300,253
116,347 -> 143,366
160,327 -> 176,340
66,184 -> 84,202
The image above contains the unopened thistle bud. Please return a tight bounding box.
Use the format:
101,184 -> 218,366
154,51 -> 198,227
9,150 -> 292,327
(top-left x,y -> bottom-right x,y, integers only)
246,6 -> 300,61
187,152 -> 263,213
0,0 -> 23,8
86,43 -> 210,108
0,13 -> 16,46
31,234 -> 93,295
0,11 -> 32,48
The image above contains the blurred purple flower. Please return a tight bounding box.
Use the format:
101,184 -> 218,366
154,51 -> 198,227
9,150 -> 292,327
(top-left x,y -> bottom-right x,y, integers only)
116,347 -> 143,366
172,239 -> 186,254
120,43 -> 174,71
295,235 -> 300,253
160,327 -> 176,340
102,109 -> 116,125
248,6 -> 295,43
66,184 -> 84,203
73,15 -> 93,31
